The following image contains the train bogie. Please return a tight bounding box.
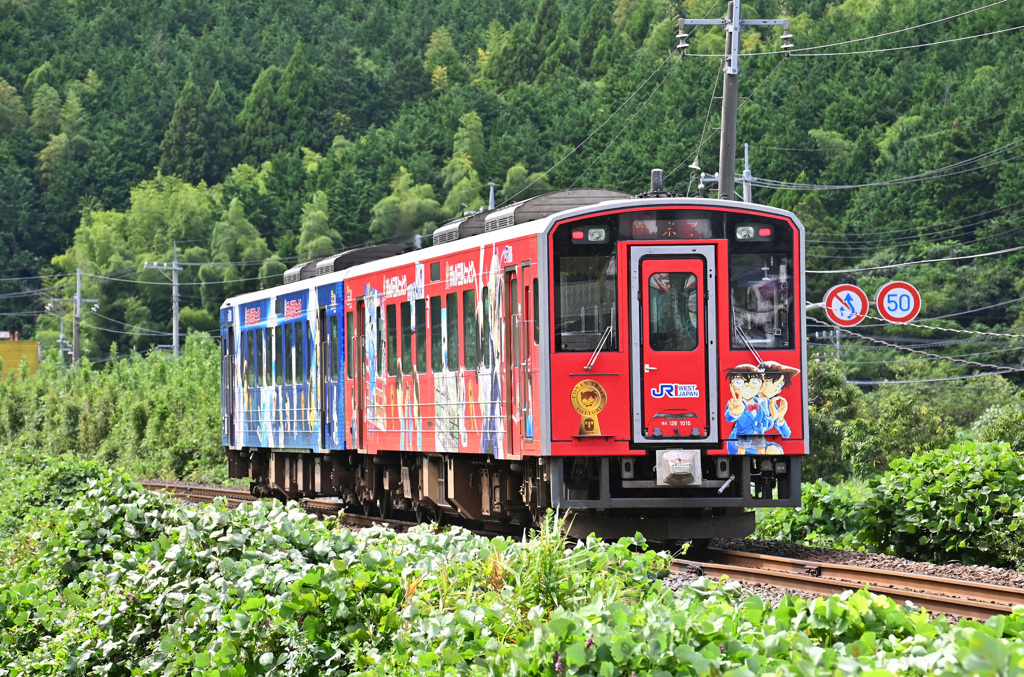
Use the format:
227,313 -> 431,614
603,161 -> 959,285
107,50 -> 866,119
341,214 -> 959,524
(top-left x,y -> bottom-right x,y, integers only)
221,189 -> 808,541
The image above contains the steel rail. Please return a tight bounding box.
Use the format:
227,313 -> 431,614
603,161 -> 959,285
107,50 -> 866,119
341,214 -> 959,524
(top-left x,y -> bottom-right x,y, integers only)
673,548 -> 1024,620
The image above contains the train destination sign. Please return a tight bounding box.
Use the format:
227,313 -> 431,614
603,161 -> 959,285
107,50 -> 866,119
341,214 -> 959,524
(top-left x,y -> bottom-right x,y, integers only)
875,280 -> 922,324
823,284 -> 869,327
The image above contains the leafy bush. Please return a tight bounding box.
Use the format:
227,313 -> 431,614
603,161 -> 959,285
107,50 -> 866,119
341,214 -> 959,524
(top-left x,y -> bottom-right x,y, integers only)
853,441 -> 1024,567
805,359 -> 862,482
0,333 -> 222,481
5,471 -> 1024,675
841,391 -> 957,477
970,401 -> 1024,454
755,479 -> 871,549
0,449 -> 105,540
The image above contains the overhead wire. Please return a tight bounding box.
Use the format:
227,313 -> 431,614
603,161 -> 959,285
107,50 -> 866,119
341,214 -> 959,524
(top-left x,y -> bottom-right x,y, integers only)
807,243 -> 1024,274
501,50 -> 679,206
569,55 -> 683,189
807,316 -> 1024,371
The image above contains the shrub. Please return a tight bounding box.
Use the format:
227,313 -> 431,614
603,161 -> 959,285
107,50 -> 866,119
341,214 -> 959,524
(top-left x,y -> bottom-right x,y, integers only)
755,479 -> 871,549
970,401 -> 1024,454
851,441 -> 1024,567
0,332 -> 222,481
841,391 -> 956,477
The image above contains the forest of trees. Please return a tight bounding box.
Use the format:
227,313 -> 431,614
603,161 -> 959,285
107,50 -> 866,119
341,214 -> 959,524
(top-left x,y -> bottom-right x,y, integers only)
0,0 -> 1022,388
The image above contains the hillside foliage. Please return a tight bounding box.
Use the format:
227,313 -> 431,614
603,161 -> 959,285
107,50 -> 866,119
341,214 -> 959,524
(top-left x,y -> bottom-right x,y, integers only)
0,0 -> 1018,362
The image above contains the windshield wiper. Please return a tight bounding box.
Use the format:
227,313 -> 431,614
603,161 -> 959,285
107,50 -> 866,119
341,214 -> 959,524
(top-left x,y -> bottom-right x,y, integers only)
584,325 -> 614,371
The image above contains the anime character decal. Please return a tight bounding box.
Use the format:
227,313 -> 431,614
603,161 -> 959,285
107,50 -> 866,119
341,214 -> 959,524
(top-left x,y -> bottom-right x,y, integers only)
724,361 -> 800,454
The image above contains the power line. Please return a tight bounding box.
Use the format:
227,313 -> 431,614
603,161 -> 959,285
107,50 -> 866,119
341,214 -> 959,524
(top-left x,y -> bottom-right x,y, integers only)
807,316 -> 1024,371
791,23 -> 1024,58
807,243 -> 1024,274
502,50 -> 679,206
569,55 -> 683,189
848,371 -> 1014,385
807,201 -> 1024,246
756,139 -> 1024,192
787,0 -> 1009,54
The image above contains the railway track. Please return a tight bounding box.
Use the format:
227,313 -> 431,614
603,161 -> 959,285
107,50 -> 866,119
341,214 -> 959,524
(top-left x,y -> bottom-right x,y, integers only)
143,481 -> 1023,621
674,548 -> 1024,620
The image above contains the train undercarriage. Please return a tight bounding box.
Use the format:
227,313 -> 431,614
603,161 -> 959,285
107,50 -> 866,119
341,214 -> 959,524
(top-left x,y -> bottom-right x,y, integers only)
227,447 -> 801,542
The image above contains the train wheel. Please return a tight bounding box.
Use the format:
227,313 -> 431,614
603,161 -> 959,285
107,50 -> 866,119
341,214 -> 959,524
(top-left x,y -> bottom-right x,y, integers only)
415,505 -> 441,525
685,539 -> 711,559
377,492 -> 393,520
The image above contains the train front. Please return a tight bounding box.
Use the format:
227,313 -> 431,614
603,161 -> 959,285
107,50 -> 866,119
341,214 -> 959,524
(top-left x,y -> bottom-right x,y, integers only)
542,199 -> 807,541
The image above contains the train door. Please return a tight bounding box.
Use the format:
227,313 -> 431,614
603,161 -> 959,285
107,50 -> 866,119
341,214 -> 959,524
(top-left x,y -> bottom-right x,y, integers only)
353,298 -> 366,450
504,267 -> 522,458
222,325 -> 235,447
629,245 -> 718,443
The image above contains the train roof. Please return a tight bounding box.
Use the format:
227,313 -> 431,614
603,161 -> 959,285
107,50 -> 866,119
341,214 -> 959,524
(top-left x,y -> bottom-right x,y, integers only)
221,193 -> 802,310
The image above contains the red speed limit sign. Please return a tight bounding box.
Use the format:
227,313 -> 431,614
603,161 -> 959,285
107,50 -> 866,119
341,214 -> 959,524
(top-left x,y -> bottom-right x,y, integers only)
875,281 -> 922,324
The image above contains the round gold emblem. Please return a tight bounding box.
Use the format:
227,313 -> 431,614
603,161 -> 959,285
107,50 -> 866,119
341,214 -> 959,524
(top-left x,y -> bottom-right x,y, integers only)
571,380 -> 607,436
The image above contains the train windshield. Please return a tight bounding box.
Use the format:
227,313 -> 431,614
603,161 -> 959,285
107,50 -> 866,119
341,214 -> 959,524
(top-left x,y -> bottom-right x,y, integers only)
727,217 -> 794,351
553,218 -> 618,352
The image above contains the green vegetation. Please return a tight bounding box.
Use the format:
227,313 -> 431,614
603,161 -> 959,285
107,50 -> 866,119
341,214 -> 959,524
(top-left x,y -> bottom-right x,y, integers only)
0,0 -> 1018,379
0,334 -> 222,482
4,465 -> 1024,675
758,441 -> 1024,568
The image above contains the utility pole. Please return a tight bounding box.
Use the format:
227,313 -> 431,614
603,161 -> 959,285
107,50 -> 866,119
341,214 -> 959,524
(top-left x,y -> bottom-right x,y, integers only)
46,273 -> 98,365
742,143 -> 753,202
71,270 -> 101,364
145,244 -> 183,358
73,269 -> 80,364
679,3 -> 792,201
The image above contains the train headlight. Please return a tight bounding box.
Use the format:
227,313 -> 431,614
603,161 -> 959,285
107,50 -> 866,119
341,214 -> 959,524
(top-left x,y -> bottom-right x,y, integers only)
736,225 -> 755,239
573,227 -> 608,243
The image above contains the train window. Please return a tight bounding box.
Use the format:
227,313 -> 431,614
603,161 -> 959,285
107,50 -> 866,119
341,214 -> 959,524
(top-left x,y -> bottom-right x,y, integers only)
299,321 -> 305,383
246,331 -> 255,388
511,282 -> 520,367
480,287 -> 490,368
376,306 -> 384,376
415,299 -> 426,370
446,292 -> 459,371
260,327 -> 268,385
729,252 -> 793,350
553,226 -> 618,352
262,329 -> 271,386
346,312 -> 354,379
525,282 -> 533,350
430,262 -> 440,282
430,296 -> 442,372
400,302 -> 413,375
258,327 -> 266,385
285,323 -> 294,385
330,316 -> 339,381
276,327 -> 284,386
463,289 -> 478,370
533,281 -> 539,345
386,304 -> 398,376
648,273 -> 698,351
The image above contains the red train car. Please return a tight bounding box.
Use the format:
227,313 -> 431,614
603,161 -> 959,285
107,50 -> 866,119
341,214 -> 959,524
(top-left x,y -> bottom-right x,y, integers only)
222,188 -> 807,542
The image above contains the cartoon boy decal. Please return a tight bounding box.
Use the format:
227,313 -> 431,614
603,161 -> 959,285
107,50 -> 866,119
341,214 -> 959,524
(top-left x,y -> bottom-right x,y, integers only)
724,361 -> 800,454
757,361 -> 800,446
725,364 -> 766,454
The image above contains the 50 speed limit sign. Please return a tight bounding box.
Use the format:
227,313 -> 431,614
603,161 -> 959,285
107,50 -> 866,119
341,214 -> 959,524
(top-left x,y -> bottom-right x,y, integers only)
875,281 -> 922,324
